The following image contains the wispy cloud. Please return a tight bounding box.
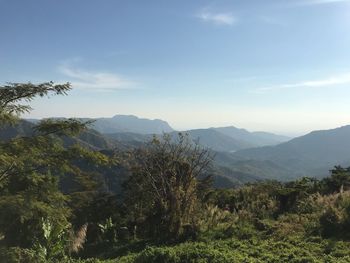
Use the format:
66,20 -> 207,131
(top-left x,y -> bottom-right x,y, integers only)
296,0 -> 350,6
58,63 -> 134,91
196,9 -> 237,26
255,72 -> 350,93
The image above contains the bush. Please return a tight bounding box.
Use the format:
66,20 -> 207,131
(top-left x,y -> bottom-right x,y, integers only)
114,235 -> 350,263
132,243 -> 240,263
0,247 -> 45,263
319,208 -> 342,238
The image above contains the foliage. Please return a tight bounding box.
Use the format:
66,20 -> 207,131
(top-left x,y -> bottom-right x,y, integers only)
3,81 -> 350,262
0,82 -> 71,125
0,82 -> 113,260
114,235 -> 350,263
322,166 -> 350,194
98,218 -> 117,244
0,247 -> 45,263
123,134 -> 213,240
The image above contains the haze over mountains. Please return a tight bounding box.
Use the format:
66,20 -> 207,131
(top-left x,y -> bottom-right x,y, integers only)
0,119 -> 116,151
213,127 -> 290,147
233,125 -> 350,178
4,114 -> 350,186
86,115 -> 174,134
80,115 -> 289,150
26,115 -> 290,151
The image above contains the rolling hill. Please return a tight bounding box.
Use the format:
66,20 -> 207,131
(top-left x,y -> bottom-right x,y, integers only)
0,120 -> 116,151
104,128 -> 268,152
27,115 -> 174,135
212,126 -> 290,146
180,129 -> 255,152
233,125 -> 350,178
17,117 -> 350,183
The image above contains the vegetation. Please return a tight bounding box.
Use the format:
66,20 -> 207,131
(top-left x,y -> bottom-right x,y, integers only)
2,82 -> 350,262
123,134 -> 212,240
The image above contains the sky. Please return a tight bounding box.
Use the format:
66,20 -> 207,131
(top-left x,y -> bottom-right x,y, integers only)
1,0 -> 350,136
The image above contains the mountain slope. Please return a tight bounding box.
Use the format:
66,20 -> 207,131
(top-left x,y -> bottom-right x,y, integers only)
213,126 -> 290,146
0,120 -> 116,150
0,120 -> 35,140
88,115 -> 174,134
27,115 -> 174,135
104,132 -> 151,143
105,128 -> 257,152
180,129 -> 255,152
233,125 -> 350,178
0,120 -> 259,188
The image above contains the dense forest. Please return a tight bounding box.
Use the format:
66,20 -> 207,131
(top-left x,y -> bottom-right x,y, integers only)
1,83 -> 350,263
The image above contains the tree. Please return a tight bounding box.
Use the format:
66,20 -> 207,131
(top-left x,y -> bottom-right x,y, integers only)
0,82 -> 70,125
323,166 -> 350,194
0,82 -> 110,259
124,134 -> 213,240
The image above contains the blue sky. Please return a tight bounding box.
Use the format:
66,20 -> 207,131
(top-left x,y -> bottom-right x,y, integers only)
1,0 -> 350,135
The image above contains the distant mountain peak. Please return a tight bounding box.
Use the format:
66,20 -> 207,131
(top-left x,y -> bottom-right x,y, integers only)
112,114 -> 169,123
112,114 -> 138,119
92,115 -> 174,134
26,115 -> 174,135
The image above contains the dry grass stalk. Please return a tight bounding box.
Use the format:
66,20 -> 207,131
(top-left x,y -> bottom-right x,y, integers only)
71,223 -> 88,253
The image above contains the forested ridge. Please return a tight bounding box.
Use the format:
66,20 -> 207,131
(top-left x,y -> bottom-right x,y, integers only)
1,83 -> 350,263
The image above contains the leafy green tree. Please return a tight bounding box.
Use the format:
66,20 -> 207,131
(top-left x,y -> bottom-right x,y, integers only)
124,134 -> 213,240
275,177 -> 320,214
0,82 -> 110,259
323,166 -> 350,194
319,207 -> 342,238
0,82 -> 70,125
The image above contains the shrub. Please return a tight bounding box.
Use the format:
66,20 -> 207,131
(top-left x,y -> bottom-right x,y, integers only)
319,208 -> 342,238
0,247 -> 45,263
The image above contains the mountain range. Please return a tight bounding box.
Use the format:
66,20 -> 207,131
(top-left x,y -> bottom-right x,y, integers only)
212,127 -> 290,147
82,115 -> 290,151
28,115 -> 288,152
232,125 -> 350,179
85,115 -> 174,134
0,120 -> 115,151
8,115 -> 350,187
